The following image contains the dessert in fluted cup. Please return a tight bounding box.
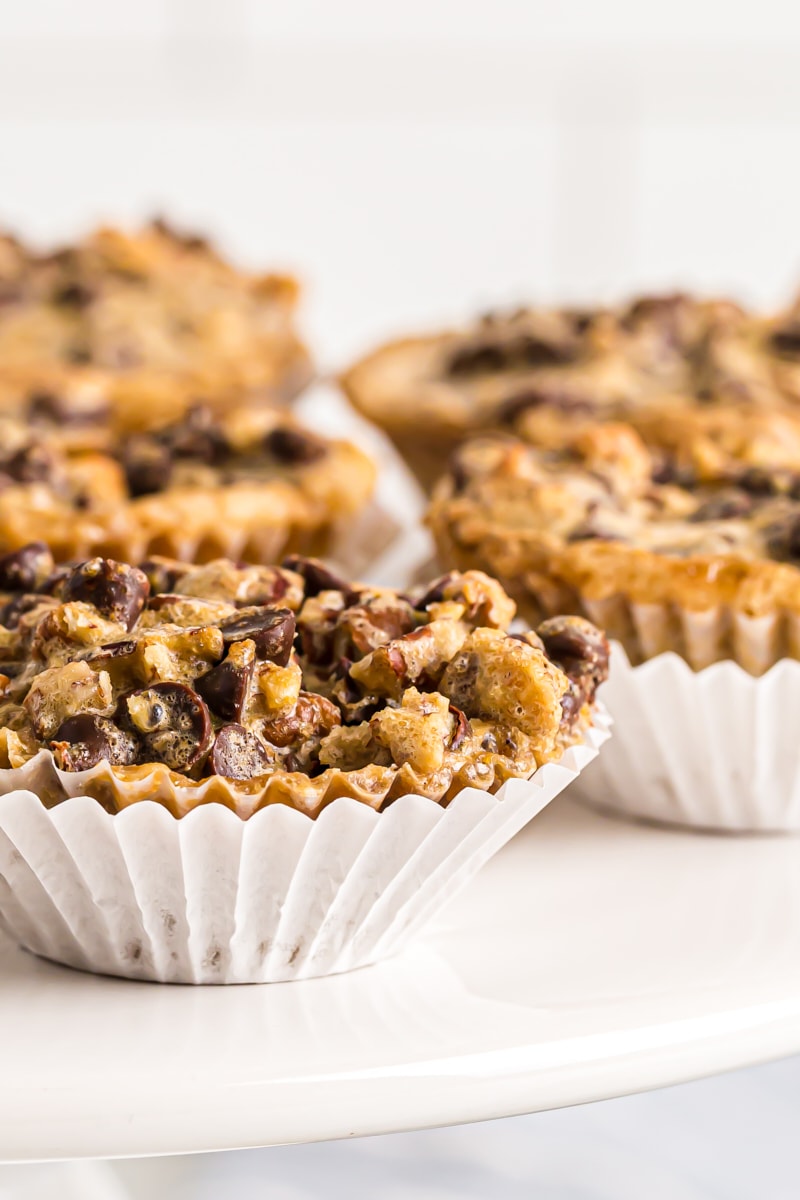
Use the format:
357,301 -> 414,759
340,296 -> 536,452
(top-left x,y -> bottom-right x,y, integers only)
341,292 -> 780,488
0,548 -> 609,982
429,408 -> 800,829
0,218 -> 312,425
0,405 -> 375,566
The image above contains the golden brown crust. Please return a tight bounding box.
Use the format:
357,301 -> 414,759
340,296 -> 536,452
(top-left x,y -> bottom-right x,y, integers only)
341,295 -> 796,489
428,414 -> 800,668
0,408 -> 376,565
0,219 -> 313,430
0,553 -> 609,817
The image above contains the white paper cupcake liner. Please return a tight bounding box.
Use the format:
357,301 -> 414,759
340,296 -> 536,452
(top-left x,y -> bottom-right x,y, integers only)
580,596 -> 800,675
0,713 -> 608,984
571,644 -> 800,830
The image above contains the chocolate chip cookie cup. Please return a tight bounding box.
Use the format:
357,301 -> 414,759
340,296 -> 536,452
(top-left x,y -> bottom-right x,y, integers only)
0,551 -> 609,983
341,294 -> 764,490
0,218 -> 313,421
429,417 -> 800,829
0,406 -> 377,568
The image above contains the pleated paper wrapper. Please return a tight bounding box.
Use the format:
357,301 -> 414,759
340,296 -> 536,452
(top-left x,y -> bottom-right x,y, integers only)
580,596 -> 800,676
0,713 -> 608,985
571,643 -> 800,831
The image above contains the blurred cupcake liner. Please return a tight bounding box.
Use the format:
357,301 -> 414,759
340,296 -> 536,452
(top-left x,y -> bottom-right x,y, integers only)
571,643 -> 800,831
581,596 -> 800,676
0,712 -> 609,985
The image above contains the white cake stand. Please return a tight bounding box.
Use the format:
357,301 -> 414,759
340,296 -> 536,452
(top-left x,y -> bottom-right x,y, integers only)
1,796 -> 799,1165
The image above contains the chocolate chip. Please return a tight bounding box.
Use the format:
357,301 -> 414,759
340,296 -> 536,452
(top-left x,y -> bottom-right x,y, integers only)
52,280 -> 94,308
125,682 -> 213,772
282,556 -> 355,598
50,714 -> 139,772
66,344 -> 92,364
1,442 -> 54,484
61,558 -> 150,630
220,607 -> 296,665
689,491 -> 753,522
447,340 -> 508,376
536,616 -> 610,701
264,427 -> 328,465
123,437 -> 173,497
196,645 -> 255,721
448,705 -> 469,750
0,593 -> 50,629
210,724 -> 272,780
739,467 -> 780,496
138,558 -> 189,595
0,542 -> 53,591
414,572 -> 459,609
764,514 -> 800,563
770,323 -> 800,359
165,405 -> 228,464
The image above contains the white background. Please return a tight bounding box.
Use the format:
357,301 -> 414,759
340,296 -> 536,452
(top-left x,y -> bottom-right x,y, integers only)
3,2 -> 800,1195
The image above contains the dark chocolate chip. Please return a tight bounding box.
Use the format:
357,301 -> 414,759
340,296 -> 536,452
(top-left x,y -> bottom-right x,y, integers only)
0,593 -> 50,629
739,467 -> 780,497
124,682 -> 213,772
282,556 -> 354,598
123,437 -> 174,497
196,648 -> 255,721
220,607 -> 296,665
447,340 -> 508,376
764,514 -> 800,563
210,723 -> 272,780
50,713 -> 140,772
165,405 -> 228,464
689,491 -> 753,522
264,427 -> 328,465
770,324 -> 800,359
413,572 -> 460,609
536,616 -> 610,698
52,280 -> 95,308
138,558 -> 189,595
0,542 -> 53,591
61,558 -> 150,630
1,442 -> 55,484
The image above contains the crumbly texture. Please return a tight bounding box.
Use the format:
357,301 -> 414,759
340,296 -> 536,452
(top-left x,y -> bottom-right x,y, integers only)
0,406 -> 375,564
0,550 -> 608,817
428,415 -> 800,636
0,219 -> 312,430
341,293 -> 800,489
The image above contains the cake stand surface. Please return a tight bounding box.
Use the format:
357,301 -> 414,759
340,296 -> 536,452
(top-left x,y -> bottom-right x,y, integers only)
2,797 -> 799,1162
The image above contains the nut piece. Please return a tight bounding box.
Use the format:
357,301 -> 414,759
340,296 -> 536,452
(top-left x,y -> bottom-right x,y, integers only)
51,713 -> 139,772
441,627 -> 567,752
196,640 -> 256,721
24,661 -> 114,739
61,558 -> 150,630
371,688 -> 453,774
210,723 -> 273,780
125,682 -> 212,771
220,607 -> 296,665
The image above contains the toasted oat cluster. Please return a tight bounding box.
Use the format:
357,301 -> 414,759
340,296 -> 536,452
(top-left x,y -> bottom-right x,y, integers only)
0,218 -> 312,429
429,414 -> 800,636
0,548 -> 608,815
341,292 -> 800,488
0,406 -> 375,565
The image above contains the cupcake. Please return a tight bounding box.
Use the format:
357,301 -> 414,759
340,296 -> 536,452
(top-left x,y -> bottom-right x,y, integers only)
0,406 -> 376,566
428,411 -> 800,829
341,293 -> 768,489
0,550 -> 609,982
0,218 -> 313,426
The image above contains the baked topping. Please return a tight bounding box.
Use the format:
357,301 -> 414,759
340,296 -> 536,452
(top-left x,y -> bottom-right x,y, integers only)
438,416 -> 800,565
0,405 -> 375,566
0,218 -> 312,420
0,550 -> 608,809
